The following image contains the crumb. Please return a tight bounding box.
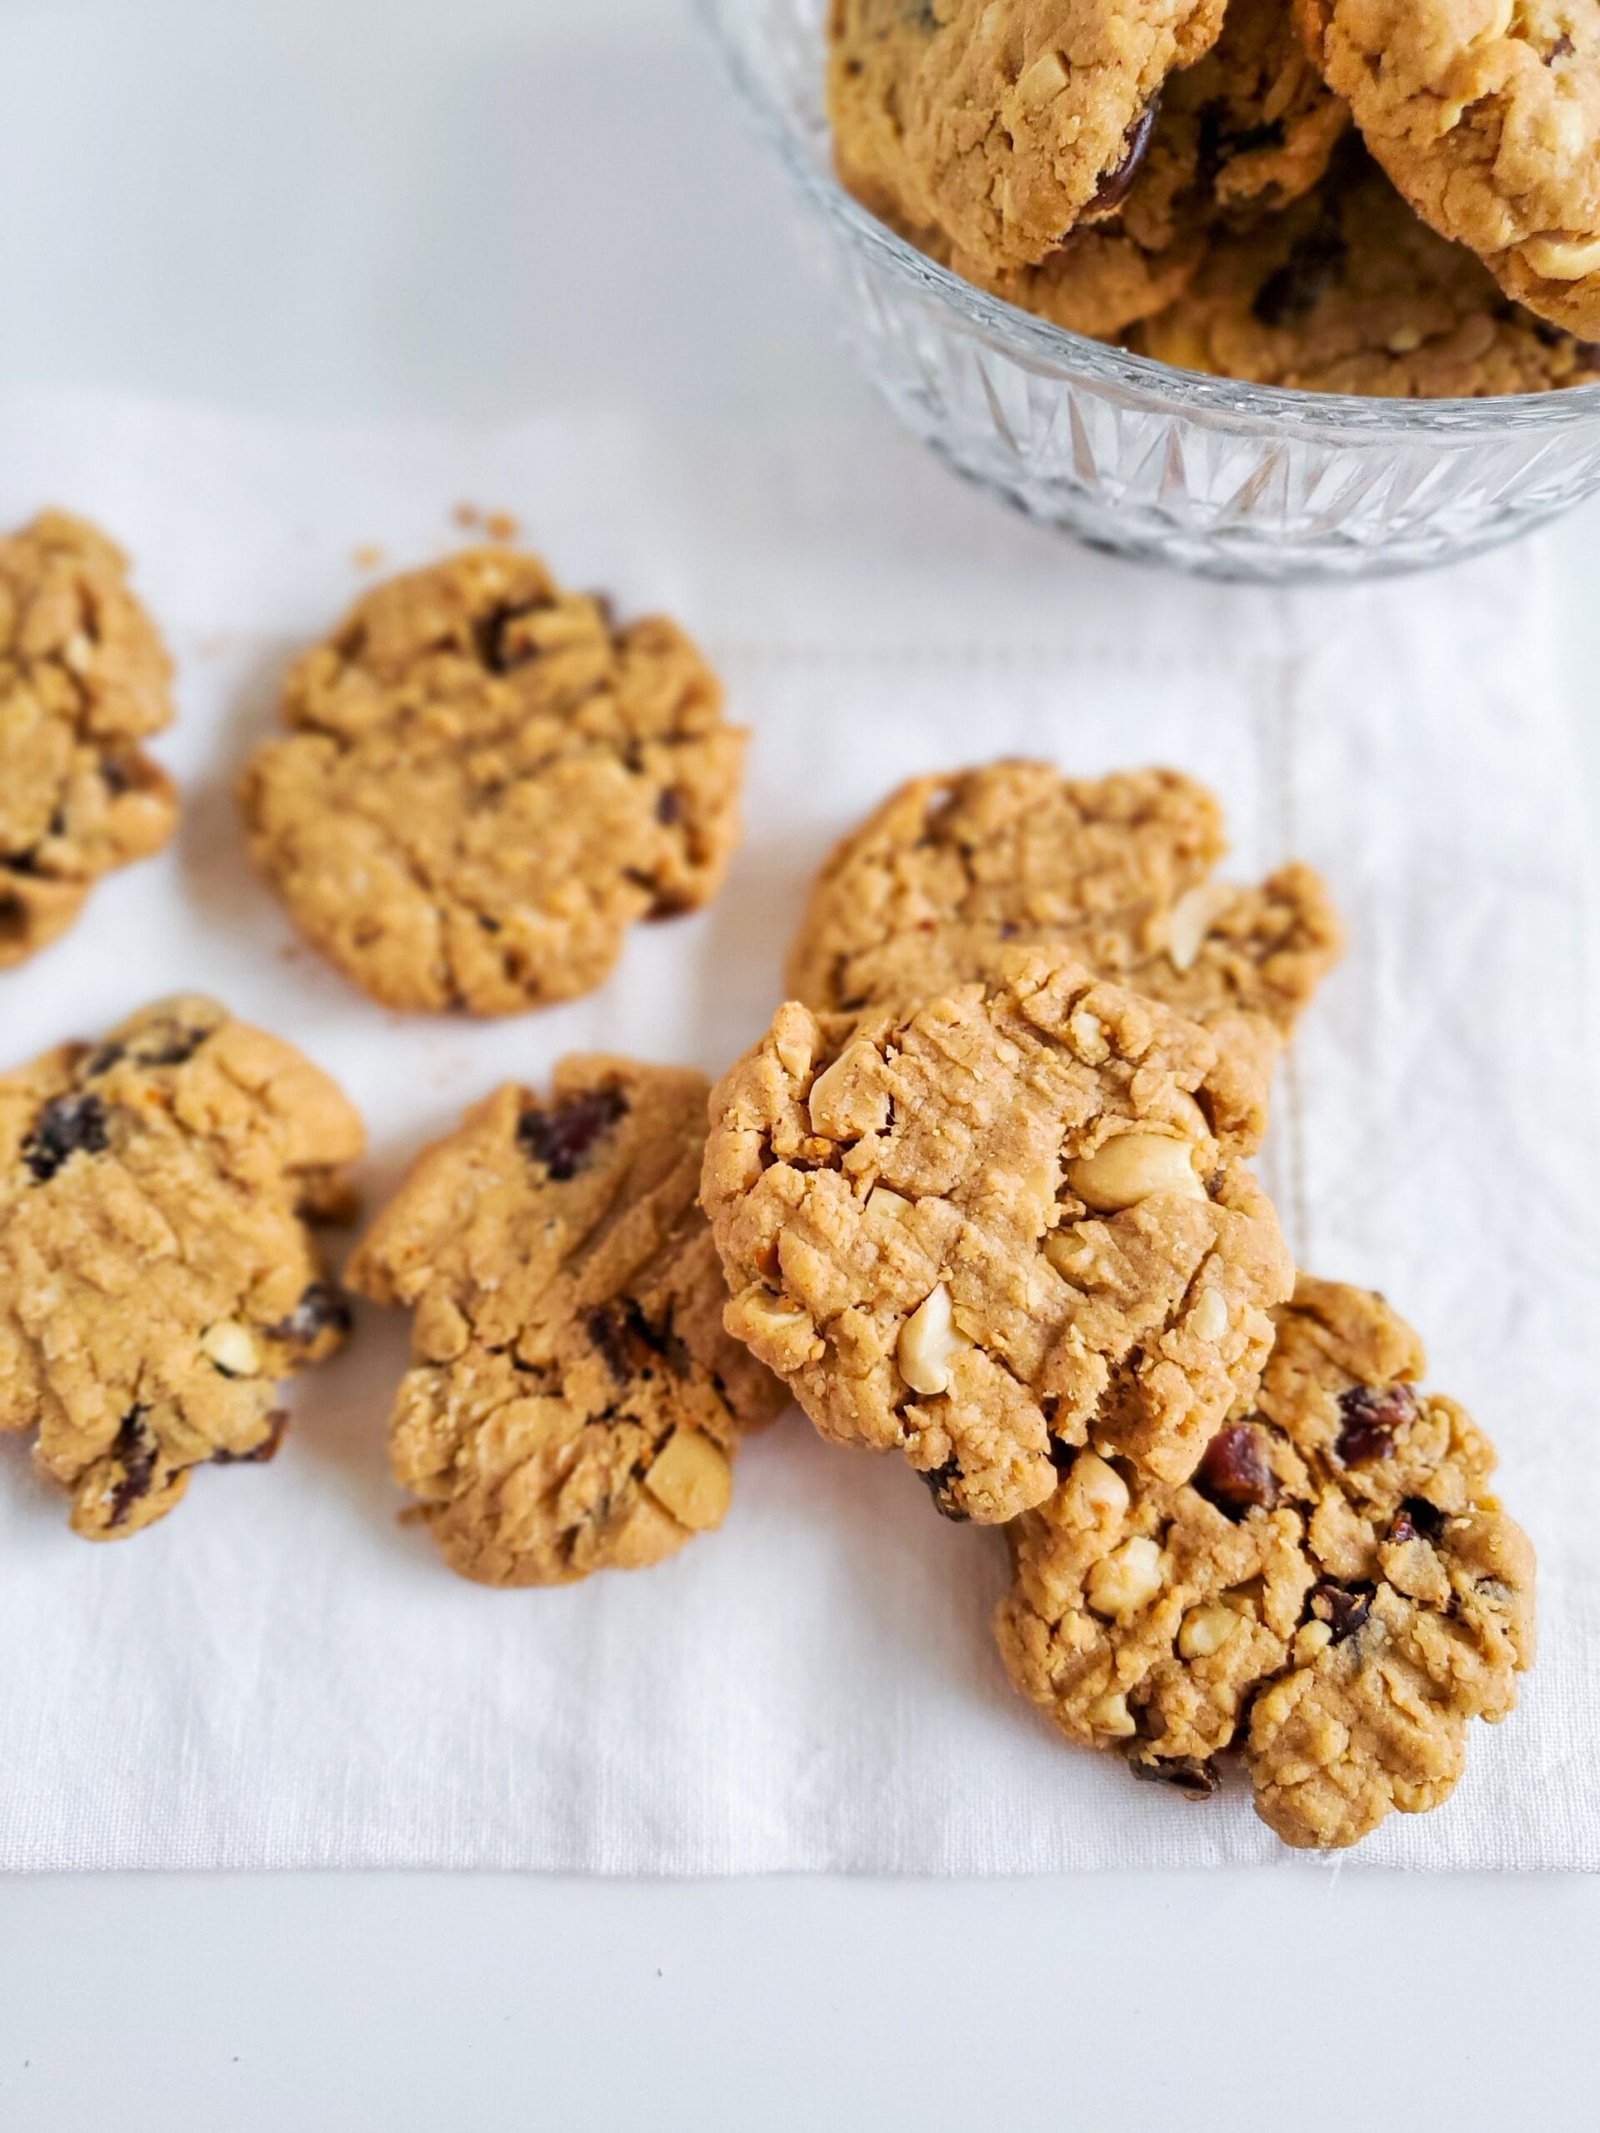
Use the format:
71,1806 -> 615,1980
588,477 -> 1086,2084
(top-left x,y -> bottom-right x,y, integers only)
351,544 -> 386,572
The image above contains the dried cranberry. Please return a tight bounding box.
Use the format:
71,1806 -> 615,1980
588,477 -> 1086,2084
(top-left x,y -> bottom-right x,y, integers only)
23,1093 -> 111,1181
1335,1381 -> 1417,1465
1193,1424 -> 1279,1520
1129,1753 -> 1221,1801
1309,1581 -> 1373,1642
107,1408 -> 159,1526
213,1411 -> 289,1466
517,1085 -> 627,1180
267,1284 -> 352,1349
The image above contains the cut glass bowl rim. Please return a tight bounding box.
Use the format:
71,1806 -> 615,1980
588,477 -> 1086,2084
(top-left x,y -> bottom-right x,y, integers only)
700,0 -> 1600,439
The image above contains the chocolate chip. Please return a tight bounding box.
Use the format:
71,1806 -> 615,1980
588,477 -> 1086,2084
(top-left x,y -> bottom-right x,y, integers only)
517,1085 -> 628,1180
1309,1580 -> 1373,1642
212,1410 -> 290,1466
656,789 -> 681,826
1390,1496 -> 1445,1545
1129,1753 -> 1221,1801
100,758 -> 131,797
1087,95 -> 1160,217
585,1299 -> 690,1388
473,600 -> 547,674
1193,1424 -> 1279,1520
1251,223 -> 1346,328
1335,1381 -> 1417,1465
267,1283 -> 352,1349
22,1093 -> 111,1181
106,1407 -> 159,1527
919,1455 -> 968,1522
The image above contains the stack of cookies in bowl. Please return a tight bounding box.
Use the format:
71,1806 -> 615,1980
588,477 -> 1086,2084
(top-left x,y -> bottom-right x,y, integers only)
0,521 -> 1537,1854
829,0 -> 1600,394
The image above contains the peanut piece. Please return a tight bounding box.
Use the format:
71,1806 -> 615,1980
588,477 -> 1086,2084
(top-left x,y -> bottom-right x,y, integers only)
643,1430 -> 733,1531
1068,1132 -> 1206,1213
1085,1534 -> 1164,1619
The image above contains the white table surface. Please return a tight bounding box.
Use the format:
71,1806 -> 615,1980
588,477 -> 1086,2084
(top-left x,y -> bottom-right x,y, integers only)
1,2 -> 1597,2125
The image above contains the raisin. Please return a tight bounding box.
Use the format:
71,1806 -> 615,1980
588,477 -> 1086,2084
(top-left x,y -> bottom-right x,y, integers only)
1251,222 -> 1346,328
919,1456 -> 968,1522
656,789 -> 681,826
586,1305 -> 637,1388
1335,1381 -> 1417,1465
1129,1753 -> 1221,1801
22,1093 -> 111,1181
1193,1424 -> 1279,1519
1309,1581 -> 1373,1642
517,1085 -> 628,1180
106,1408 -> 159,1527
213,1411 -> 290,1466
267,1283 -> 352,1349
1087,96 -> 1160,216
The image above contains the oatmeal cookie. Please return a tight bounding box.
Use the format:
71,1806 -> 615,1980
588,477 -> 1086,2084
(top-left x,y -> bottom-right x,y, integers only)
828,0 -> 1227,280
347,1059 -> 785,1588
703,947 -> 1294,1524
997,1276 -> 1536,1849
0,996 -> 363,1538
786,761 -> 1342,1152
1168,0 -> 1349,213
0,512 -> 177,968
1295,0 -> 1600,338
1132,147 -> 1600,390
239,548 -> 747,1015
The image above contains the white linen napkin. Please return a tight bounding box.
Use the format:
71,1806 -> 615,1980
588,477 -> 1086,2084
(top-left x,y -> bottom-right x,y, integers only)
2,387 -> 1595,1871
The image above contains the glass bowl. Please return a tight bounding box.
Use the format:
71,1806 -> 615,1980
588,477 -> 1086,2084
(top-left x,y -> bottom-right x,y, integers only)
698,0 -> 1600,581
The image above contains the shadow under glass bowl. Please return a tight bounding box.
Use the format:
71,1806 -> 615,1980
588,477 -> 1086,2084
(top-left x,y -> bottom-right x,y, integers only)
698,0 -> 1600,582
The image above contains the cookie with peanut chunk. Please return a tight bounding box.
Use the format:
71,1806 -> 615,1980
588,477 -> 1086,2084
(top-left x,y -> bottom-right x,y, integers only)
1295,0 -> 1600,338
786,761 -> 1342,1152
0,996 -> 363,1538
347,1058 -> 786,1588
996,1276 -> 1536,1849
0,511 -> 177,968
702,946 -> 1293,1525
239,548 -> 747,1015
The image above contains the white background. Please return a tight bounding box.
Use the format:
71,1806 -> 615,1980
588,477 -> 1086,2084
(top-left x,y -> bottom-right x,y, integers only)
1,0 -> 1598,2124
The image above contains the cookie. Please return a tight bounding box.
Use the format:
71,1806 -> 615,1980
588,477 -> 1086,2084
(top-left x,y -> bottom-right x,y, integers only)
1295,0 -> 1600,338
347,1059 -> 786,1588
0,512 -> 177,969
239,548 -> 747,1016
786,762 -> 1342,1151
996,1276 -> 1536,1850
1132,147 -> 1600,392
828,0 -> 1227,280
1167,0 -> 1349,214
0,996 -> 363,1539
703,947 -> 1294,1525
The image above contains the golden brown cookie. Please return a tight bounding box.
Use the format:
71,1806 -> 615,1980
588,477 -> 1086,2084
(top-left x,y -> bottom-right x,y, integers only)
0,512 -> 177,968
1132,148 -> 1600,391
997,1276 -> 1536,1850
1295,0 -> 1600,338
786,761 -> 1342,1154
347,1058 -> 786,1588
703,947 -> 1294,1525
828,0 -> 1227,280
0,996 -> 363,1539
239,549 -> 747,1016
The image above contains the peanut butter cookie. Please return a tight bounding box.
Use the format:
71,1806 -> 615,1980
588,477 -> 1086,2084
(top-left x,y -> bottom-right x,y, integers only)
997,1277 -> 1536,1849
0,997 -> 363,1538
0,512 -> 177,968
1132,148 -> 1600,390
703,947 -> 1293,1525
239,549 -> 747,1015
786,761 -> 1342,1152
1296,0 -> 1600,338
348,1059 -> 786,1588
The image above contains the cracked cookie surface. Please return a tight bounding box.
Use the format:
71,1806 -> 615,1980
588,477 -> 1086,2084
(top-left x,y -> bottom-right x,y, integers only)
703,946 -> 1293,1525
1132,146 -> 1600,390
239,548 -> 746,1015
0,996 -> 363,1538
828,0 -> 1227,280
347,1059 -> 786,1588
1296,0 -> 1600,337
0,511 -> 177,968
996,1276 -> 1536,1849
786,761 -> 1342,1151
